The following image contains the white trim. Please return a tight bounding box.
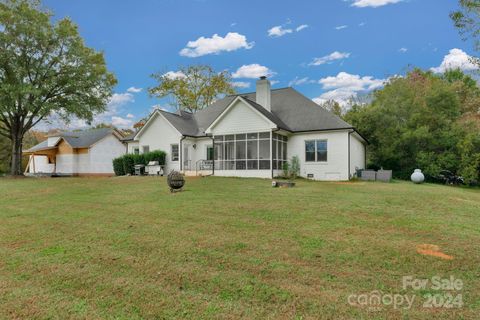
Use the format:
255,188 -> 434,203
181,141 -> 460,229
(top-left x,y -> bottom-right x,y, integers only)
170,143 -> 179,162
205,96 -> 277,134
304,139 -> 328,163
134,111 -> 182,140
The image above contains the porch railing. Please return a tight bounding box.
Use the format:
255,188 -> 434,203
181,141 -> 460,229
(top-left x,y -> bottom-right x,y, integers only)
196,160 -> 213,176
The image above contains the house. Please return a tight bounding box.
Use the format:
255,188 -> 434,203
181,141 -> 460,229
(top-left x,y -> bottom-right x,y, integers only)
24,128 -> 126,176
124,77 -> 367,181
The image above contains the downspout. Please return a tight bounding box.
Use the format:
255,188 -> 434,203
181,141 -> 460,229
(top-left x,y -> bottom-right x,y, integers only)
348,130 -> 352,180
179,136 -> 186,172
211,135 -> 215,176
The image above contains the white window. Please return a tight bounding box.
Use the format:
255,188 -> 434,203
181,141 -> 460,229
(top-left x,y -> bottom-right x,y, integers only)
171,144 -> 179,161
142,145 -> 150,154
133,147 -> 140,155
305,140 -> 327,162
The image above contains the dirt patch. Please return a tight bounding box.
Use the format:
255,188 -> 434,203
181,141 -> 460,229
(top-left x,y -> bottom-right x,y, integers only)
416,244 -> 454,260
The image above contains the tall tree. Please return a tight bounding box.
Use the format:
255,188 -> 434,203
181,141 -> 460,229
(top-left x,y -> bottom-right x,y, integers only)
451,0 -> 480,52
0,0 -> 116,175
149,65 -> 235,113
344,69 -> 480,182
318,99 -> 343,118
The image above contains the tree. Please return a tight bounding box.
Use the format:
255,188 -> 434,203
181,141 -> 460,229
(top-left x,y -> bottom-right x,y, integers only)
318,99 -> 343,117
344,69 -> 480,182
149,65 -> 235,113
0,0 -> 116,175
451,0 -> 480,52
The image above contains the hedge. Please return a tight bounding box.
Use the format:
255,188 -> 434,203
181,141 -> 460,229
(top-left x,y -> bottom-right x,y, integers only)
112,157 -> 125,176
113,150 -> 167,176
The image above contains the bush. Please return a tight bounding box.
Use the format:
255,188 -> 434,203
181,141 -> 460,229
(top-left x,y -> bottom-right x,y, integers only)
290,156 -> 300,179
282,161 -> 290,178
112,150 -> 167,176
112,157 -> 125,176
145,150 -> 166,165
132,154 -> 146,166
122,154 -> 135,175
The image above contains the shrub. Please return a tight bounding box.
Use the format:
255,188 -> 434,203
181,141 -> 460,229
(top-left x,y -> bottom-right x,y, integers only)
112,157 -> 125,176
112,150 -> 167,176
145,150 -> 166,165
132,154 -> 146,166
290,156 -> 300,179
282,161 -> 290,178
122,154 -> 135,175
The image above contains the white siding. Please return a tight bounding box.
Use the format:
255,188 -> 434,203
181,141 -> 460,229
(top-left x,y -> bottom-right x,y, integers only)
287,131 -> 350,181
136,112 -> 182,172
89,134 -> 126,174
208,99 -> 275,135
214,170 -> 272,178
56,154 -> 76,174
127,141 -> 139,154
184,137 -> 212,167
29,155 -> 54,173
29,134 -> 126,175
350,133 -> 366,178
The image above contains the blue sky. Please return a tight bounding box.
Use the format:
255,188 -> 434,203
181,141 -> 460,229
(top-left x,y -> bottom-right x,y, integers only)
42,0 -> 474,128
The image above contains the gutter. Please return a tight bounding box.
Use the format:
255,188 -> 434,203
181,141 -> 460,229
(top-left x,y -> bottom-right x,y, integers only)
348,130 -> 352,180
179,136 -> 186,171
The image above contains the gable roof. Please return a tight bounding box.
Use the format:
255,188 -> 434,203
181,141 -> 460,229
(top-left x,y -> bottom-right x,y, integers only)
138,87 -> 355,138
25,128 -> 122,153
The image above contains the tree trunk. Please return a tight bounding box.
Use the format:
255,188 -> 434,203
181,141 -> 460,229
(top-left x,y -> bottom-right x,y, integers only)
10,134 -> 24,176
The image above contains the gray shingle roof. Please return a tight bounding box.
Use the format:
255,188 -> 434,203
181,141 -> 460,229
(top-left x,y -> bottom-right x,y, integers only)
140,87 -> 354,138
24,140 -> 53,153
25,128 -> 119,152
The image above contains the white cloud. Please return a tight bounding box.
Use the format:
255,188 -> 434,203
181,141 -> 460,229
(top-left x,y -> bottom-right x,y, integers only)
268,25 -> 293,37
111,116 -> 133,128
352,0 -> 404,8
231,81 -> 251,89
431,48 -> 478,73
179,32 -> 254,57
270,80 -> 280,86
296,24 -> 309,32
319,72 -> 384,91
126,113 -> 135,119
309,51 -> 351,66
335,25 -> 348,30
163,70 -> 186,80
106,93 -> 135,115
314,72 -> 385,106
268,22 -> 308,37
127,87 -> 142,93
232,64 -> 275,79
399,47 -> 408,53
288,77 -> 315,86
359,22 -> 366,27
36,91 -> 137,130
313,89 -> 358,106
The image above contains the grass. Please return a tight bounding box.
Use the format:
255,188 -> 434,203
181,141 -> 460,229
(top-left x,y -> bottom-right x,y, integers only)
0,176 -> 479,319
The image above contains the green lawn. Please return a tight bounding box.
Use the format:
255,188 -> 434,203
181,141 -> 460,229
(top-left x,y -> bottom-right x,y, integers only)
0,177 -> 479,319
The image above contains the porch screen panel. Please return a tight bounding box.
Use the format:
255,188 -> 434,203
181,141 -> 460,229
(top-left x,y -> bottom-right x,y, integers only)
213,132 -> 272,170
272,133 -> 288,170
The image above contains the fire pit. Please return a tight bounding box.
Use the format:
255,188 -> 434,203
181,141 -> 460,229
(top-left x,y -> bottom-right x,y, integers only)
167,171 -> 185,192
